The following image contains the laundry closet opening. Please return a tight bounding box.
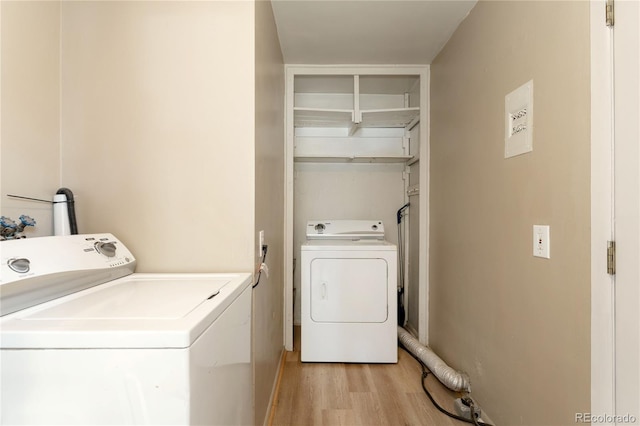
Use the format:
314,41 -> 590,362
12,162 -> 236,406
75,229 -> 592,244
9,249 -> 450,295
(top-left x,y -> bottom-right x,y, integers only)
284,66 -> 430,351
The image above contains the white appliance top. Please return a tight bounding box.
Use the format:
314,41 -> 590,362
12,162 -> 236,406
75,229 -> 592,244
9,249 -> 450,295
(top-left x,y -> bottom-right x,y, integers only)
0,272 -> 252,349
306,220 -> 385,240
0,233 -> 252,349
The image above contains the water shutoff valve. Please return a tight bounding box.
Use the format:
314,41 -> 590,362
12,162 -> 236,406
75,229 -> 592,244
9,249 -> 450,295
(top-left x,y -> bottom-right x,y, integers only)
1,215 -> 36,240
19,215 -> 36,228
1,216 -> 18,240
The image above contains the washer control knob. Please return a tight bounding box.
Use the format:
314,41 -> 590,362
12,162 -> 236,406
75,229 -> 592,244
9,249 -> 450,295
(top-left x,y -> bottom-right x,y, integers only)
8,258 -> 30,273
314,223 -> 325,233
371,224 -> 378,231
95,241 -> 117,257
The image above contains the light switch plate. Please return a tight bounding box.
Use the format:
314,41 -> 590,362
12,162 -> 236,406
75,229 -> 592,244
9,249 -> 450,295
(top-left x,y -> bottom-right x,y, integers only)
505,80 -> 533,158
533,225 -> 550,259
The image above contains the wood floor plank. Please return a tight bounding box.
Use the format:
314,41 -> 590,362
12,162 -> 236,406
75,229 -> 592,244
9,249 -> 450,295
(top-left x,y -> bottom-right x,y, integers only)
321,409 -> 358,426
271,327 -> 464,426
350,391 -> 391,426
343,363 -> 373,393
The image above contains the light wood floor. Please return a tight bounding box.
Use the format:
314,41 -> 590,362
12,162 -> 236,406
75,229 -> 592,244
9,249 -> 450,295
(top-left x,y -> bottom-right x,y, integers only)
270,327 -> 462,426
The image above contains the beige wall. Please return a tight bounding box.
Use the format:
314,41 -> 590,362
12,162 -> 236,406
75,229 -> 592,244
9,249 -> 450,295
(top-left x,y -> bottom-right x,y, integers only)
60,1 -> 255,273
429,1 -> 591,425
1,1 -> 60,237
254,1 -> 285,423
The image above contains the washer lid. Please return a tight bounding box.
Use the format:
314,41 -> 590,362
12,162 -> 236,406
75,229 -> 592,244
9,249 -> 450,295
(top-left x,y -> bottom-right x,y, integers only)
0,273 -> 252,349
26,278 -> 223,320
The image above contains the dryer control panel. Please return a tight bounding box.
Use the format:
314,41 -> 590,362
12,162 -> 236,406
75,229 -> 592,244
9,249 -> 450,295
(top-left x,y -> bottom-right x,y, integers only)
306,220 -> 385,240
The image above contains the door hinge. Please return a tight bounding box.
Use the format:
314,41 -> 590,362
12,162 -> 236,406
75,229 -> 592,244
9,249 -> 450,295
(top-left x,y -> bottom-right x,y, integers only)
606,0 -> 614,27
607,241 -> 616,275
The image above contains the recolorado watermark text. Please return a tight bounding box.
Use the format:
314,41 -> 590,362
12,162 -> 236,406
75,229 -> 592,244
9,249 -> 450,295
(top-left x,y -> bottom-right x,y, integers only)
576,413 -> 637,423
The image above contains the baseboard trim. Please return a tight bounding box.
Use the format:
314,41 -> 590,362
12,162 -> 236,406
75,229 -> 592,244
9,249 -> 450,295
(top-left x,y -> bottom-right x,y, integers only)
265,348 -> 287,426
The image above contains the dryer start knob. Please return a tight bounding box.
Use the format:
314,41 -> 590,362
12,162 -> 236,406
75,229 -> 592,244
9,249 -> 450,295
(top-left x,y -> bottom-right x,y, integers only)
314,223 -> 325,233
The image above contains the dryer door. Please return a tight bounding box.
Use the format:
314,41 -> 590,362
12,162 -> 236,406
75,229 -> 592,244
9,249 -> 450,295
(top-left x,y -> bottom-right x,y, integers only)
310,258 -> 388,323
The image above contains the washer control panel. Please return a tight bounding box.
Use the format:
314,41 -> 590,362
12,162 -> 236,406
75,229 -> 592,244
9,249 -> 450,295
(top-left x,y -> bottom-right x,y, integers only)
2,234 -> 135,279
1,234 -> 137,316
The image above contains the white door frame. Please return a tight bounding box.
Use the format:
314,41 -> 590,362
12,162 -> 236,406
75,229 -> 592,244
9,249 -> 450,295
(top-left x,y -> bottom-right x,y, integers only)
591,0 -> 640,419
611,0 -> 640,419
590,0 -> 616,415
283,65 -> 430,350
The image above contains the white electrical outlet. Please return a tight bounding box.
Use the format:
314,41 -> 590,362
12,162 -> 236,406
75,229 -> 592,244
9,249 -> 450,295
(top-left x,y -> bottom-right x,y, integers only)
258,230 -> 265,257
533,225 -> 550,259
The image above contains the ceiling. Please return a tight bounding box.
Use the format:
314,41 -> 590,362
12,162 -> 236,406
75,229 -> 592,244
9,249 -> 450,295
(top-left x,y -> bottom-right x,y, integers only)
270,0 -> 478,65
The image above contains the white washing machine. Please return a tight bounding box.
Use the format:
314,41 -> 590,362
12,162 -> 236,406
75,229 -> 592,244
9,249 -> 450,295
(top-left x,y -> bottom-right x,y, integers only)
0,234 -> 252,425
301,220 -> 397,363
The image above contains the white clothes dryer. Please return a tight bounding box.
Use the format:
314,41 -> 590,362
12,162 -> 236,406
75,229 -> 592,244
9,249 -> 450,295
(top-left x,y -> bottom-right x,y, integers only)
301,220 -> 397,363
0,234 -> 252,426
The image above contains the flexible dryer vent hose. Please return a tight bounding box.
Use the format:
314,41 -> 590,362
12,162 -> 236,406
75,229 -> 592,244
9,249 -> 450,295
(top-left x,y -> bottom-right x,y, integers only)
398,326 -> 471,393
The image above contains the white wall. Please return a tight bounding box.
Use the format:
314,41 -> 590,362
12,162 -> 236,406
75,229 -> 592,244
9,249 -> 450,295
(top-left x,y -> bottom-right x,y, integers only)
1,1 -> 60,237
